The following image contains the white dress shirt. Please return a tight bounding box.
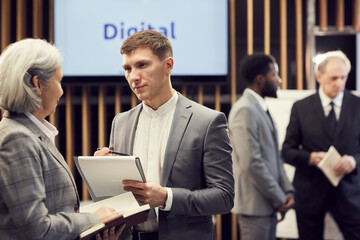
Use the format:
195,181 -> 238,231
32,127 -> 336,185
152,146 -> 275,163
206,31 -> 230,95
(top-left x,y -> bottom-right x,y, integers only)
318,86 -> 343,120
245,88 -> 268,112
133,91 -> 178,231
25,112 -> 59,144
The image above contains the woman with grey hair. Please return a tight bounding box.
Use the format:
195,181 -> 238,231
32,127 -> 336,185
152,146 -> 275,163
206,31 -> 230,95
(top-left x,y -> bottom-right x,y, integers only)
0,39 -> 124,240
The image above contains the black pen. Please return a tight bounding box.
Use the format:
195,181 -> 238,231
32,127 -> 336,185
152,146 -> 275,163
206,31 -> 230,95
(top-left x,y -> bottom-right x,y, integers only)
96,148 -> 130,156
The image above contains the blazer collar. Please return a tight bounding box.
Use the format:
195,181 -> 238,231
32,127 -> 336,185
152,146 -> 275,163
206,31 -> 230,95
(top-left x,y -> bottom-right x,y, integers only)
4,112 -> 80,202
243,90 -> 276,133
161,93 -> 192,186
126,104 -> 143,154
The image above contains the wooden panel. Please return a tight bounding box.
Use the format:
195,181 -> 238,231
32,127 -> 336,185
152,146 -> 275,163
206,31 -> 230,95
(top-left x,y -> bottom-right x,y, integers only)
82,87 -> 91,200
115,86 -> 121,114
216,214 -> 222,240
181,85 -> 187,97
198,85 -> 203,105
336,0 -> 344,31
215,85 -> 221,111
232,213 -> 237,240
264,0 -> 271,54
98,86 -> 106,148
319,0 -> 328,31
33,0 -> 43,38
1,0 -> 11,52
131,92 -> 137,108
230,0 -> 237,105
65,87 -> 75,175
16,0 -> 26,40
295,0 -> 303,89
280,0 -> 287,89
215,84 -> 221,239
353,0 -> 360,31
247,0 -> 254,54
49,0 -> 54,43
49,112 -> 59,147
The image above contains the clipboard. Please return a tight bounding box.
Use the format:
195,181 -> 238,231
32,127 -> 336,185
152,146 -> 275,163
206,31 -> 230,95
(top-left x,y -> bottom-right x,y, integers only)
74,156 -> 146,201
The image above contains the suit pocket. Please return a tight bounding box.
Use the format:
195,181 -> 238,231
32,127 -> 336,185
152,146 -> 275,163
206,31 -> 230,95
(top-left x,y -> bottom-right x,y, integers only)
176,146 -> 201,159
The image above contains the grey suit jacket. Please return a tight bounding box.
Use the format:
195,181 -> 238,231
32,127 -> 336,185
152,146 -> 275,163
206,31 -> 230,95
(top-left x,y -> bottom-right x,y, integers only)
228,90 -> 294,216
109,92 -> 234,239
0,112 -> 99,240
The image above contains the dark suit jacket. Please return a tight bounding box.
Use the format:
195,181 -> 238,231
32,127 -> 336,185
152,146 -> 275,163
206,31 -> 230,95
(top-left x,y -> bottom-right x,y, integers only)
282,90 -> 360,216
109,93 -> 234,240
0,112 -> 99,240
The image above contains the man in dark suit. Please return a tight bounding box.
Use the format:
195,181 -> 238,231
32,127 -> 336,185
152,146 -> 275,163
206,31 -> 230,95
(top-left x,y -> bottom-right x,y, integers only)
96,30 -> 234,240
229,53 -> 294,240
282,50 -> 360,240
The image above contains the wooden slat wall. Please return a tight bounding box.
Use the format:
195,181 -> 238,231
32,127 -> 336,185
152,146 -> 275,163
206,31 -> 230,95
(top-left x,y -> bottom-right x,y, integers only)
264,0 -> 270,55
353,0 -> 359,31
280,0 -> 288,89
320,0 -> 328,31
1,0 -> 359,239
336,0 -> 344,32
82,87 -> 91,200
247,0 -> 254,55
296,0 -> 303,90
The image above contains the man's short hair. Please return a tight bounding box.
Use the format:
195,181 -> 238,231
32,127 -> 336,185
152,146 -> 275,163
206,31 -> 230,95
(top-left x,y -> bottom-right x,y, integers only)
240,53 -> 274,85
120,30 -> 173,60
314,50 -> 351,74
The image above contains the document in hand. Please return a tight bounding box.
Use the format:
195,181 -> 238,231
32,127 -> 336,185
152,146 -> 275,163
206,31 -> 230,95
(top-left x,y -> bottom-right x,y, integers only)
79,192 -> 150,240
318,146 -> 343,187
74,156 -> 146,201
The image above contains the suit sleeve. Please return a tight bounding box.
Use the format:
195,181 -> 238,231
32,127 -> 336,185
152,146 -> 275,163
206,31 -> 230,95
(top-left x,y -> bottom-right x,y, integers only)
0,132 -> 99,240
234,107 -> 287,208
282,102 -> 312,168
169,113 -> 234,217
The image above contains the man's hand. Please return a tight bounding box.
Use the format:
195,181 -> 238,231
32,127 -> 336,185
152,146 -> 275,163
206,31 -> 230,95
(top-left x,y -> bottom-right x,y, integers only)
334,155 -> 356,176
123,180 -> 167,208
95,224 -> 126,240
277,193 -> 295,223
94,147 -> 112,156
309,152 -> 327,166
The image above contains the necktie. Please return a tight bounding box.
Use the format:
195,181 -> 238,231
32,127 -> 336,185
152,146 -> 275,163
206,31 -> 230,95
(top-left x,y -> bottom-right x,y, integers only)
327,101 -> 337,135
266,109 -> 274,128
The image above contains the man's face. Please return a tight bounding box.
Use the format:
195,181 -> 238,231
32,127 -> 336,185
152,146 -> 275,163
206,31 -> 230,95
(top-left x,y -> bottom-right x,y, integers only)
316,59 -> 348,99
262,62 -> 281,98
122,47 -> 173,106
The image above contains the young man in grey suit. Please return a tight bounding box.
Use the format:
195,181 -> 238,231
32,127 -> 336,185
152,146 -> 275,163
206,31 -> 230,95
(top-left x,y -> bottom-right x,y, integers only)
96,30 -> 234,240
282,50 -> 360,239
228,53 -> 294,240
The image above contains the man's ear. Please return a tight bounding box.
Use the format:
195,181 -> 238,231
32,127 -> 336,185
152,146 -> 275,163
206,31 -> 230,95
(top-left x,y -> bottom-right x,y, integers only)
31,76 -> 43,96
165,57 -> 174,75
254,74 -> 265,87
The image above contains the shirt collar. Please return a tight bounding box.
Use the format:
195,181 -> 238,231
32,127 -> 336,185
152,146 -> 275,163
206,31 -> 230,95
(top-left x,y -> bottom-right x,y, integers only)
318,86 -> 343,108
142,90 -> 178,117
25,112 -> 59,144
245,88 -> 268,111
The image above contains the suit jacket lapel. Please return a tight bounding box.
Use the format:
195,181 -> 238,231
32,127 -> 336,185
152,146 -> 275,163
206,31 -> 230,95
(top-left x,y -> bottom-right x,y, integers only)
161,93 -> 192,186
335,90 -> 350,139
8,112 -> 81,203
126,104 -> 143,154
245,91 -> 276,135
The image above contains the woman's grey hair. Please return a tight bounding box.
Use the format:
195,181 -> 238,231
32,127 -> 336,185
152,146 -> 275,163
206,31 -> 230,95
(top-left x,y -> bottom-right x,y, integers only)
0,38 -> 62,113
314,50 -> 351,75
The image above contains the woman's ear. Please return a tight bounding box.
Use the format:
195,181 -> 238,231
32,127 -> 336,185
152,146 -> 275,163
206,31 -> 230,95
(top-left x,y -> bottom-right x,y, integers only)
31,76 -> 43,96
